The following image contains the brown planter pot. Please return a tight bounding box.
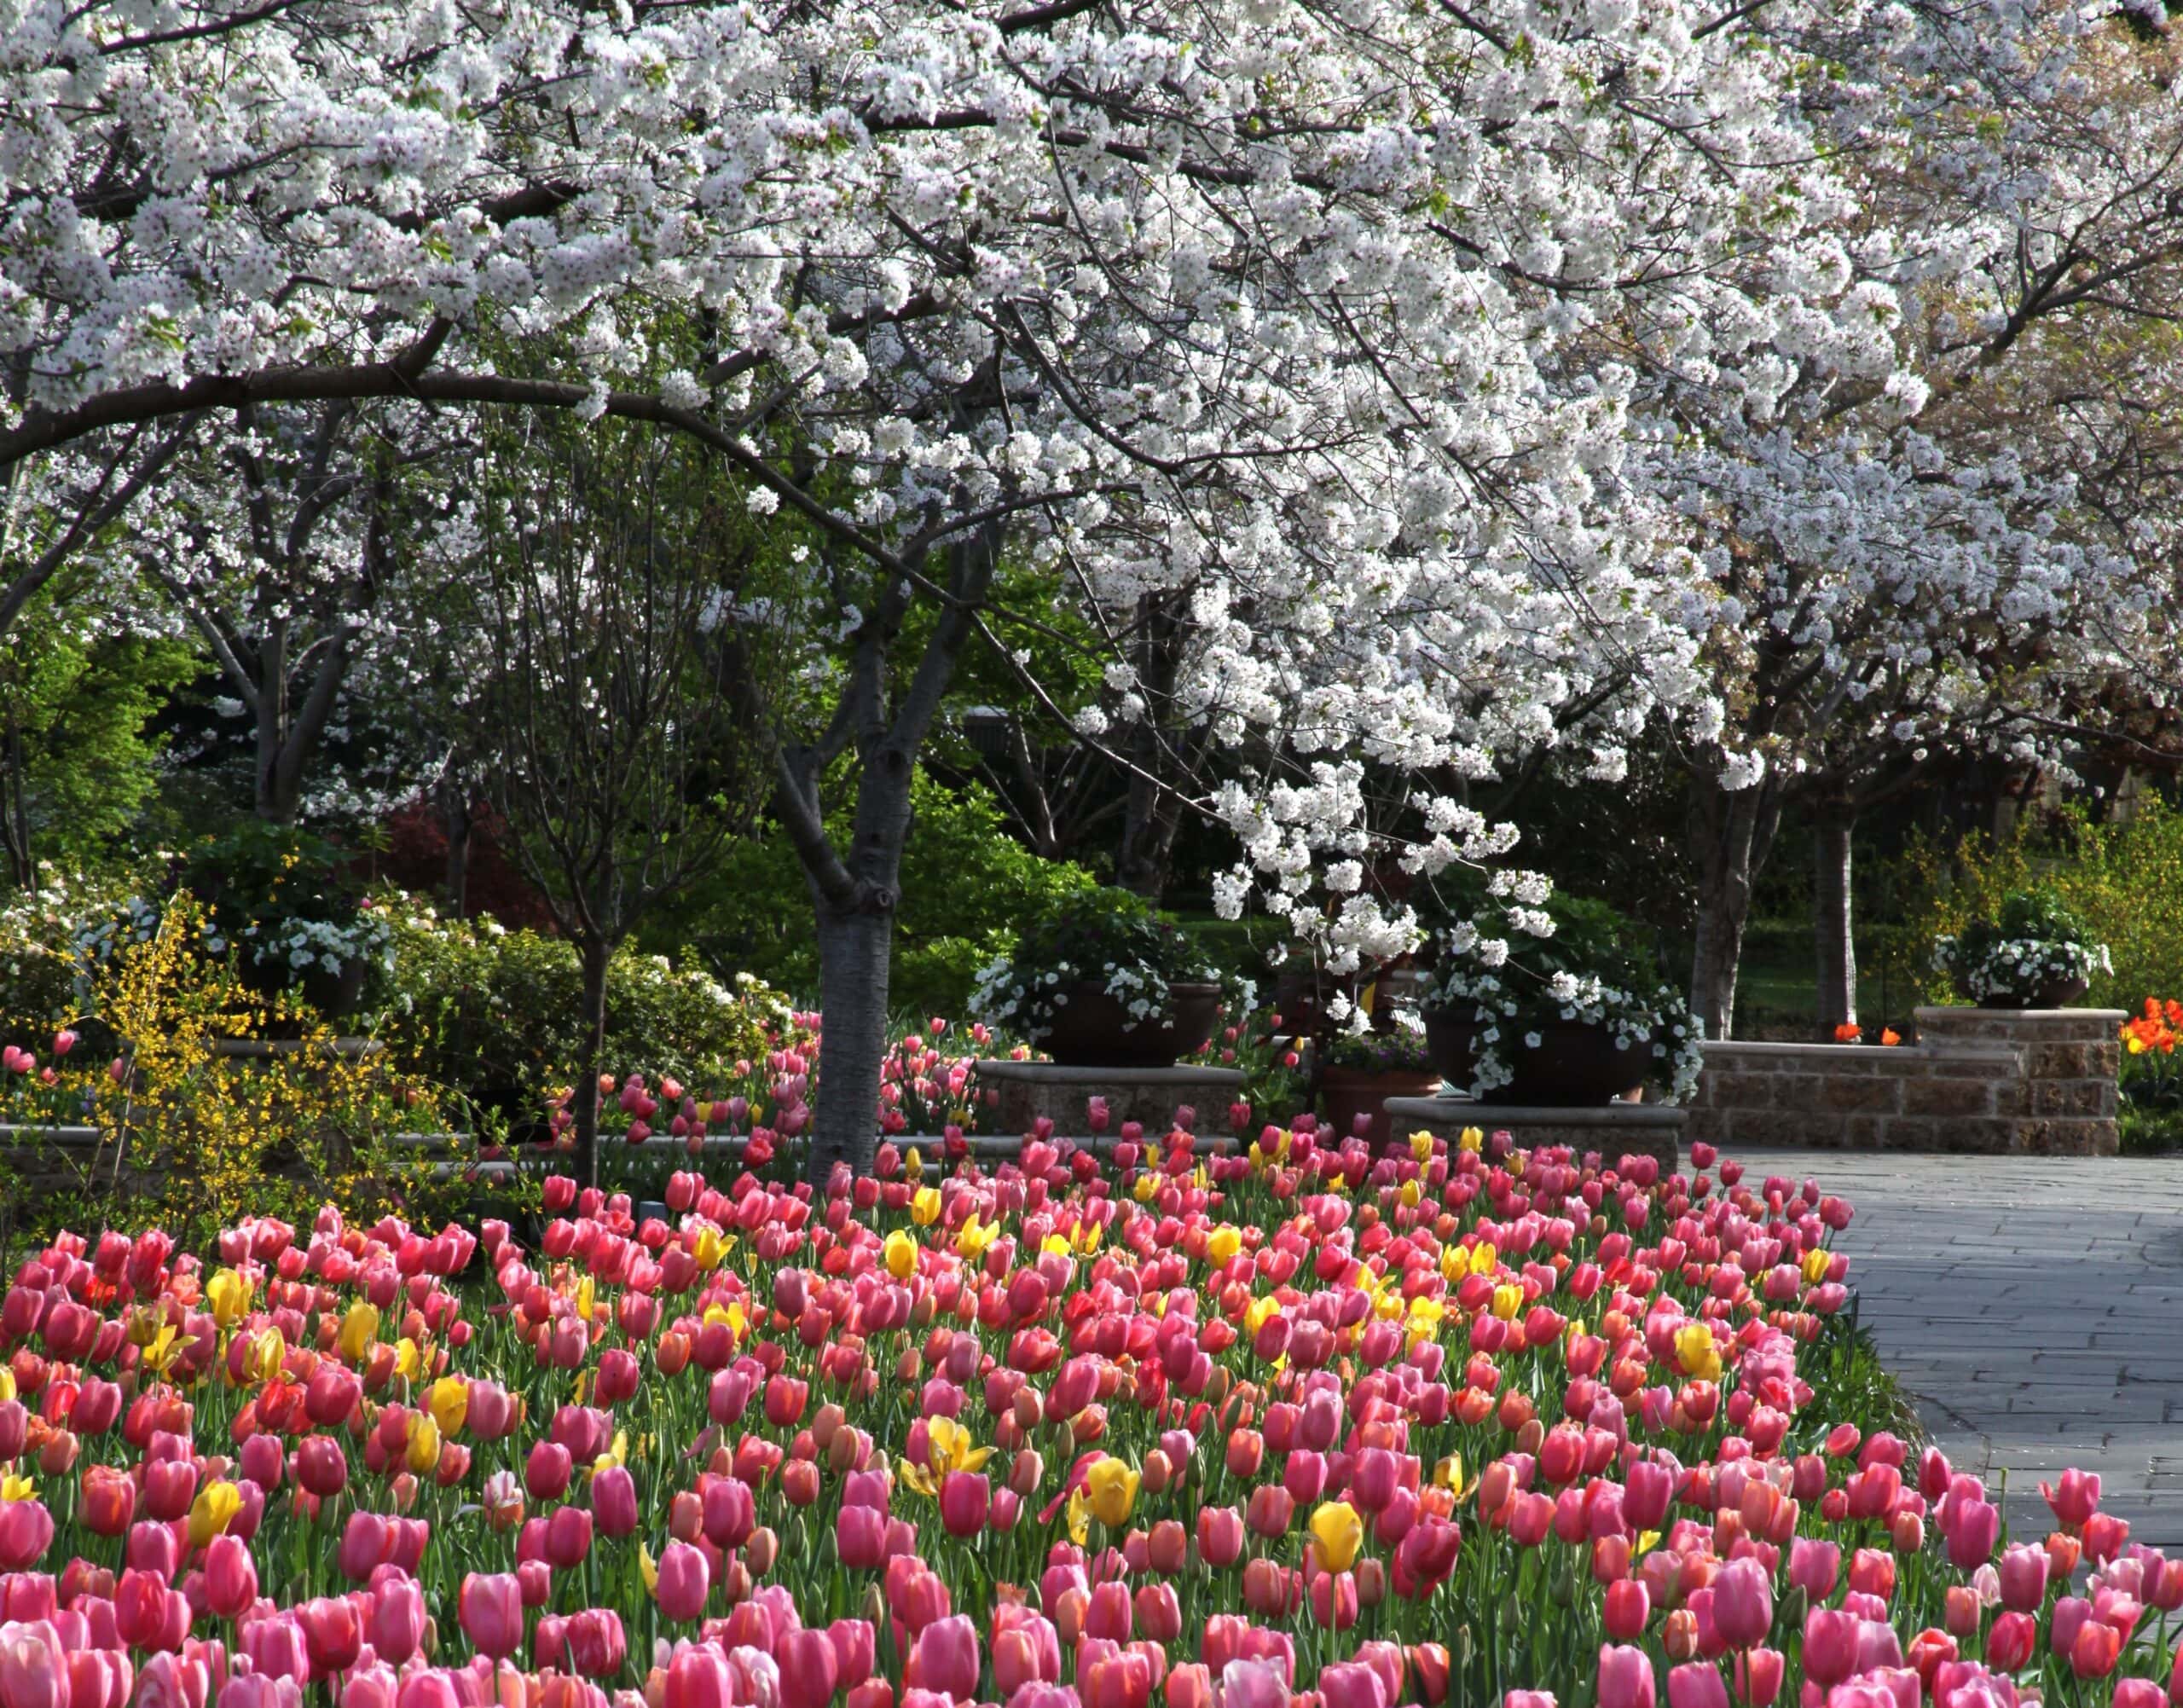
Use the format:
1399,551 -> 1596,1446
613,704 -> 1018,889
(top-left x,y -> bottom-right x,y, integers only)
1423,1008 -> 1479,1088
1967,976 -> 2089,1010
1041,981 -> 1224,1068
1486,1020 -> 1647,1108
1319,1067 -> 1442,1151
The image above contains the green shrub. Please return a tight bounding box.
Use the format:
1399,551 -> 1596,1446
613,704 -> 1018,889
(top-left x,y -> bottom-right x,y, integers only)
1892,797 -> 2183,1010
373,899 -> 791,1124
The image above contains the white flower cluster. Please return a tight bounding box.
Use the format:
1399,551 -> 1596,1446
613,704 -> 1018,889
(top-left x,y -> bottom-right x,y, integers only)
1936,935 -> 2113,1006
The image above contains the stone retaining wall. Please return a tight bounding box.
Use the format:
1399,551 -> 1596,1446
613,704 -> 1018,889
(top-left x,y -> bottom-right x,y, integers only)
1688,1006 -> 2122,1155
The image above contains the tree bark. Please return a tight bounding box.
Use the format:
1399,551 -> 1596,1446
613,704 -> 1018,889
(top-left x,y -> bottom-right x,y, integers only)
1813,807 -> 1856,1038
572,934 -> 612,1190
1688,771 -> 1784,1039
808,900 -> 897,1183
440,778 -> 472,915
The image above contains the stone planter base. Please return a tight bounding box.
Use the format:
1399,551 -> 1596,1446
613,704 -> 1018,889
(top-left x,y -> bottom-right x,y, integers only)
1385,1097 -> 1682,1175
1690,1006 -> 2122,1155
972,1059 -> 1249,1138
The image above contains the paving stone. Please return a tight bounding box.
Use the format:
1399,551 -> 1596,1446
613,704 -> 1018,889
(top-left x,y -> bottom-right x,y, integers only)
1736,1147 -> 2183,1549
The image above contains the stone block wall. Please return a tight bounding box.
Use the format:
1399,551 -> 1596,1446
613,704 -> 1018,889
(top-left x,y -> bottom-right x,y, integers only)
1688,1007 -> 2122,1155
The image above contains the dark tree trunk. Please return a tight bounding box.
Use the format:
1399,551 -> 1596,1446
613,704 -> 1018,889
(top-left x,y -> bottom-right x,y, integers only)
1,707 -> 28,888
1688,772 -> 1784,1039
441,779 -> 472,915
572,935 -> 611,1190
1115,592 -> 1190,901
1117,768 -> 1184,901
1814,807 -> 1856,1038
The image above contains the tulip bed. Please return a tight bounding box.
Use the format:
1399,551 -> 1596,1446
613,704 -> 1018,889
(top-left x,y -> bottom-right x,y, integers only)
0,1123 -> 2173,1708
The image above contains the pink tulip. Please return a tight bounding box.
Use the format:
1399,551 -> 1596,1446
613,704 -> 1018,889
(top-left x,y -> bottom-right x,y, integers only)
656,1542 -> 709,1623
2044,1470 -> 2101,1528
565,1610 -> 624,1678
203,1535 -> 256,1621
457,1574 -> 524,1659
1220,1661 -> 1290,1708
0,1620 -> 68,1708
370,1575 -> 425,1666
779,1629 -> 841,1708
1711,1559 -> 1771,1651
1598,1648 -> 1655,1708
1319,1663 -> 1388,1708
664,1649 -> 732,1708
1667,1666 -> 1728,1708
592,1467 -> 638,1537
906,1615 -> 979,1702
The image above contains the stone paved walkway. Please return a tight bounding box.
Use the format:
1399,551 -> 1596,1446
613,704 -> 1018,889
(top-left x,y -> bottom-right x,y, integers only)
1735,1149 -> 2183,1549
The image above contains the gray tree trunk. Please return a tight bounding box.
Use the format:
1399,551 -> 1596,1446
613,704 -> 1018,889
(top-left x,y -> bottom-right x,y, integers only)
572,935 -> 611,1189
1813,810 -> 1856,1037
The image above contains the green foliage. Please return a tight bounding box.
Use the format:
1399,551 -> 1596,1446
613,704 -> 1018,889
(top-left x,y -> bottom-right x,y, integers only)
0,614 -> 197,869
663,772 -> 1100,1016
1891,798 -> 2183,1008
374,898 -> 790,1123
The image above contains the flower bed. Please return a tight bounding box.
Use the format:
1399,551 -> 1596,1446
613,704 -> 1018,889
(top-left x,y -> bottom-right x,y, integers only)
0,1130 -> 2169,1708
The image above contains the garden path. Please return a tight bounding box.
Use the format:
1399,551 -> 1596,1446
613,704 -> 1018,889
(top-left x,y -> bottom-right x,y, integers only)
1735,1148 -> 2183,1549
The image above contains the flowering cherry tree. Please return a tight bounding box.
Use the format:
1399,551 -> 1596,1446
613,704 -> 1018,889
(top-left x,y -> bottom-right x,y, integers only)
6,0 -> 2160,1160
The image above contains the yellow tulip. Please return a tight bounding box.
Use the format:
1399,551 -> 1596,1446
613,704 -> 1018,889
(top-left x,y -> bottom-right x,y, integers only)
692,1228 -> 727,1272
1491,1283 -> 1523,1322
395,1338 -> 423,1382
911,1186 -> 942,1226
337,1301 -> 380,1363
955,1213 -> 995,1260
1083,1457 -> 1140,1527
884,1230 -> 919,1281
206,1269 -> 253,1327
1399,1178 -> 1422,1208
1207,1226 -> 1242,1265
1309,1500 -> 1364,1573
1468,1243 -> 1499,1278
406,1415 -> 442,1474
426,1376 -> 469,1438
0,1476 -> 33,1503
1459,1126 -> 1484,1153
1802,1248 -> 1832,1285
244,1329 -> 285,1385
187,1480 -> 243,1549
904,1146 -> 924,1180
1676,1321 -> 1723,1382
1133,1173 -> 1158,1203
1410,1132 -> 1434,1163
